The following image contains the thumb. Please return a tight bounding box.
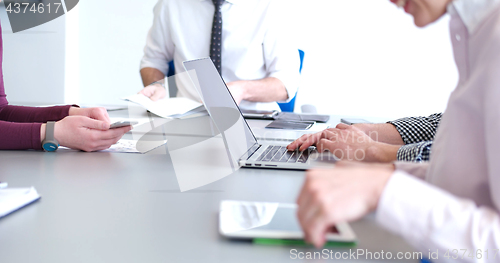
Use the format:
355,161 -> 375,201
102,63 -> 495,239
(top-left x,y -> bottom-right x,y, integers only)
81,117 -> 110,131
139,86 -> 153,97
90,107 -> 111,123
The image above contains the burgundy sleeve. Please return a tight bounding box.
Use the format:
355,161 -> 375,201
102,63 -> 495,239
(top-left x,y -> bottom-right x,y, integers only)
0,121 -> 43,150
0,22 -> 74,150
0,105 -> 72,123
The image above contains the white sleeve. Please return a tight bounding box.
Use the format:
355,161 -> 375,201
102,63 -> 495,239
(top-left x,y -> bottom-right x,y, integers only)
262,0 -> 300,102
377,171 -> 500,261
140,0 -> 174,75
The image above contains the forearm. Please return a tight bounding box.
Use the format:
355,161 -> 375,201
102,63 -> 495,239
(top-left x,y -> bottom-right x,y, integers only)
140,67 -> 165,87
366,142 -> 400,162
0,105 -> 72,123
0,121 -> 42,150
236,77 -> 289,102
354,123 -> 404,145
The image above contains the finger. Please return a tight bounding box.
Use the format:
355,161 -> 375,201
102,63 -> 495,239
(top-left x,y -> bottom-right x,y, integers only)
302,185 -> 335,248
297,183 -> 316,242
80,117 -> 110,131
94,126 -> 132,140
288,134 -> 311,150
303,208 -> 329,248
91,108 -> 111,123
336,123 -> 350,130
298,132 -> 324,152
322,130 -> 339,142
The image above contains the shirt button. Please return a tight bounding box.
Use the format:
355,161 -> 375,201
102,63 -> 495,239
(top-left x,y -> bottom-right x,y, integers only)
455,34 -> 461,41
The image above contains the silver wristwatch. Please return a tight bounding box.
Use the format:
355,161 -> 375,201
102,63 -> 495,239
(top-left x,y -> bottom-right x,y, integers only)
42,121 -> 59,152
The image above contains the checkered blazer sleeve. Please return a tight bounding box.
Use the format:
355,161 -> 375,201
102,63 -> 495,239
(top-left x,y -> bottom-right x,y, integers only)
388,113 -> 442,144
396,141 -> 433,162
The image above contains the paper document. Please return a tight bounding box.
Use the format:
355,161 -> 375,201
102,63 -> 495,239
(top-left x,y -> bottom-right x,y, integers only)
0,187 -> 41,218
123,94 -> 203,118
58,139 -> 167,154
219,200 -> 279,234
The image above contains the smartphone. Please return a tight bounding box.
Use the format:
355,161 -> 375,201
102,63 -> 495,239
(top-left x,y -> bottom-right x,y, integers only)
340,118 -> 371,125
110,121 -> 138,129
241,109 -> 279,120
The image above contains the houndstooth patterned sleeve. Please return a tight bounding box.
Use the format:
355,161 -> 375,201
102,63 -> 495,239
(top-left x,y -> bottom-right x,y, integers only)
396,141 -> 433,162
388,113 -> 442,144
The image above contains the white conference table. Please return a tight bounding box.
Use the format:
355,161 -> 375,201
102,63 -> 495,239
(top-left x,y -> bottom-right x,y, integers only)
0,109 -> 420,263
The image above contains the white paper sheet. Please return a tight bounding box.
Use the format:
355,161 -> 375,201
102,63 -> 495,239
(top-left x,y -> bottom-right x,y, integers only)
122,94 -> 202,119
0,187 -> 40,218
219,200 -> 279,234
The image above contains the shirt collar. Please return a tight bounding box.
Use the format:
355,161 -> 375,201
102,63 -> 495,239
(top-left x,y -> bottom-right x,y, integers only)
448,0 -> 500,34
199,0 -> 241,5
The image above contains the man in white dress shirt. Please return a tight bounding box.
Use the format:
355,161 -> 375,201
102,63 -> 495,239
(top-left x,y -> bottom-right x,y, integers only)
291,0 -> 500,257
139,0 -> 300,111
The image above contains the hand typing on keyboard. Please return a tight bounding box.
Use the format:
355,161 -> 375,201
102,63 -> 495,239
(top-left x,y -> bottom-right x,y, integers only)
257,146 -> 317,163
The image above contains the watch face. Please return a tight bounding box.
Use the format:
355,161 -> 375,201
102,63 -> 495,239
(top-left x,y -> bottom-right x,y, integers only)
43,142 -> 58,152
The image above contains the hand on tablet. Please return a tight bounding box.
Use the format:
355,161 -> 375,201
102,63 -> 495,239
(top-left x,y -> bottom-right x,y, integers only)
296,163 -> 393,248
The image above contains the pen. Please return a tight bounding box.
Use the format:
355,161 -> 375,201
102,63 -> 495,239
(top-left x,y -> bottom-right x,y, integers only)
0,181 -> 7,189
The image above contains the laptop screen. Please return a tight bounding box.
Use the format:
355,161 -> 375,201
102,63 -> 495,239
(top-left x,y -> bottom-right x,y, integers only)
183,58 -> 259,162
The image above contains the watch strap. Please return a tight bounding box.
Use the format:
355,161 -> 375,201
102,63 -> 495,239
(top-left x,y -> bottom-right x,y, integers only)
45,121 -> 56,141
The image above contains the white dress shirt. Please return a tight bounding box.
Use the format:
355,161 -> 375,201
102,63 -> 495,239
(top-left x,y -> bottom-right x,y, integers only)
140,0 -> 300,111
376,0 -> 500,261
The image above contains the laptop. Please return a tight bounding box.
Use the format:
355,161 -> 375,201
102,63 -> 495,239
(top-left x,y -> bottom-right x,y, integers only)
183,58 -> 332,170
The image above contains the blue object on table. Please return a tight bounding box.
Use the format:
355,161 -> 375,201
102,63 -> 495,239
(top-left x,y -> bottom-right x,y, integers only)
421,258 -> 432,263
277,49 -> 304,112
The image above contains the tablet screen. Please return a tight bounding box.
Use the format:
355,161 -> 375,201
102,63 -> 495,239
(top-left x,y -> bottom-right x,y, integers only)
250,206 -> 338,234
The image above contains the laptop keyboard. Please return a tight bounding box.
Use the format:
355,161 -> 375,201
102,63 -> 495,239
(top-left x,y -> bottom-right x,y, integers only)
255,146 -> 316,163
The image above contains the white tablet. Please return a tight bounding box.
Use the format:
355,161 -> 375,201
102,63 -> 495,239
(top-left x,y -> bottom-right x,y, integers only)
219,200 -> 357,243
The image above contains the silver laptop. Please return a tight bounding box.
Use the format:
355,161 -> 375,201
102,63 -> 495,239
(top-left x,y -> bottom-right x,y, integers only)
183,58 -> 323,170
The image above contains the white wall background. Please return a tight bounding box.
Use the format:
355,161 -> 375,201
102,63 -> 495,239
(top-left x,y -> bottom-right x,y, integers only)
289,0 -> 458,119
0,8 -> 66,105
67,0 -> 158,106
3,0 -> 459,120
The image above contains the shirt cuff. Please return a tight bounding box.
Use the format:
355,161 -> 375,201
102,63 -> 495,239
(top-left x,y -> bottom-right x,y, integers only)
376,171 -> 453,244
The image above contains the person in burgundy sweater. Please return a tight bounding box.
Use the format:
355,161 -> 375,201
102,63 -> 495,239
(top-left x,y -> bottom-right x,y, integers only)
0,23 -> 131,151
